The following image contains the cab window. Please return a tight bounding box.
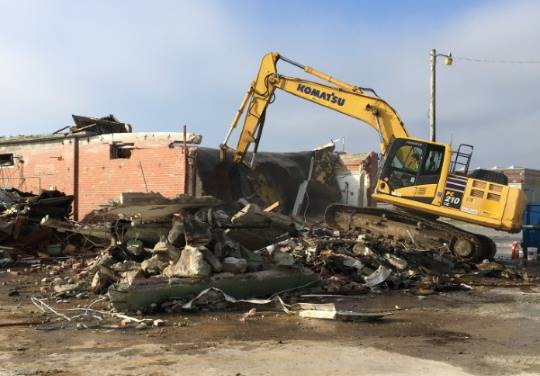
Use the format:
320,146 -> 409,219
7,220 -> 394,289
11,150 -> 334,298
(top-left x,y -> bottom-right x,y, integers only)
382,140 -> 446,190
386,143 -> 425,189
393,144 -> 424,173
422,146 -> 444,175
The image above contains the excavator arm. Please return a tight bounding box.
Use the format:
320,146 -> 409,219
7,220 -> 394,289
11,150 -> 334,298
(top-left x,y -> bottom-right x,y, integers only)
221,52 -> 409,164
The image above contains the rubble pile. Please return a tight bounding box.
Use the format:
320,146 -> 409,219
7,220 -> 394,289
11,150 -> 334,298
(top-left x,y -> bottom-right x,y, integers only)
0,189 -> 529,320
262,229 -> 475,295
54,194 -> 523,313
80,197 -> 303,299
0,188 -> 73,254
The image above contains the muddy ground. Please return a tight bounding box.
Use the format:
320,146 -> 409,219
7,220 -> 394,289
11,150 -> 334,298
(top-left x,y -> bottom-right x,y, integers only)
0,233 -> 539,376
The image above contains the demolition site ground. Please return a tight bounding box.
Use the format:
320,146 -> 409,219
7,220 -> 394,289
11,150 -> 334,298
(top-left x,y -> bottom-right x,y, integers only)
0,187 -> 538,375
1,249 -> 540,376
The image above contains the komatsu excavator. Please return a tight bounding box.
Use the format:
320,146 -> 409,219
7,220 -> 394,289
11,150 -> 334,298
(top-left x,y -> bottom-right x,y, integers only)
220,52 -> 526,261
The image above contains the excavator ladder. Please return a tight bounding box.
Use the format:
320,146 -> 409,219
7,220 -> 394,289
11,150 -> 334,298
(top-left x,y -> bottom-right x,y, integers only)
451,143 -> 474,176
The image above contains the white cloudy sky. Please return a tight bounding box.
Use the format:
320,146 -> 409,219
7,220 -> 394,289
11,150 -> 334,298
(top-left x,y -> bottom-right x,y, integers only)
0,0 -> 539,168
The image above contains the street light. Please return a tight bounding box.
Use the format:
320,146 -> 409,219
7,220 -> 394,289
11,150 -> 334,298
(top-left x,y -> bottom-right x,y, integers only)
429,49 -> 453,142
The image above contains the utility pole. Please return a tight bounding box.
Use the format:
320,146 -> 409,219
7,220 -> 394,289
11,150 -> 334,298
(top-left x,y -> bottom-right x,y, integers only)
429,49 -> 437,142
429,49 -> 453,143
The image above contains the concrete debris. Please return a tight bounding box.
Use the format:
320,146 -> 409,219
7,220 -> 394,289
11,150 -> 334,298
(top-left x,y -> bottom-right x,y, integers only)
83,193 -> 221,224
163,246 -> 212,278
152,236 -> 177,256
125,239 -> 145,260
200,247 -> 223,272
120,268 -> 145,285
91,266 -> 118,294
172,287 -> 390,322
295,302 -> 390,322
272,250 -> 296,266
53,283 -> 81,295
140,254 -> 170,275
226,203 -> 297,249
222,257 -> 248,274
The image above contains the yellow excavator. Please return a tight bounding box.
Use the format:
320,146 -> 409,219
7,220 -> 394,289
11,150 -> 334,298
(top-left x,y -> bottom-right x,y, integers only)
220,52 -> 526,261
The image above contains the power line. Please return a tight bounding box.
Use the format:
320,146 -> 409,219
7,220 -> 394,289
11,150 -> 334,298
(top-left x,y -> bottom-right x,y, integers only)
454,56 -> 540,64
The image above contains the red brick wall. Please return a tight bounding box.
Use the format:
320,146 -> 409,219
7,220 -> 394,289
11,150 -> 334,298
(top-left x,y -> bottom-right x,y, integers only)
0,133 -> 189,220
0,138 -> 75,194
77,138 -> 186,219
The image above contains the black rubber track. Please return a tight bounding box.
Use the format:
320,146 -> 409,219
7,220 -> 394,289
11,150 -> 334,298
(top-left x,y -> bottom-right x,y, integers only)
324,204 -> 496,262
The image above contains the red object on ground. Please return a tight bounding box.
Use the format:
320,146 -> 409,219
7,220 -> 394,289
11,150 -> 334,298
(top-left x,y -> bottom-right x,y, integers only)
511,241 -> 520,260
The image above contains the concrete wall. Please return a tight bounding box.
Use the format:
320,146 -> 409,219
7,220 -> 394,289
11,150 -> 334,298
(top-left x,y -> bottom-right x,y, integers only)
0,132 -> 192,220
335,152 -> 378,207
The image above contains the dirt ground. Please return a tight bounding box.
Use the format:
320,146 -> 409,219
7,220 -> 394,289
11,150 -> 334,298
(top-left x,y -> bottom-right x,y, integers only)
1,233 -> 539,376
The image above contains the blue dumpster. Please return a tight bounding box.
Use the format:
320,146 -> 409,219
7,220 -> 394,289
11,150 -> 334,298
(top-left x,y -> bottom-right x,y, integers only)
522,203 -> 540,252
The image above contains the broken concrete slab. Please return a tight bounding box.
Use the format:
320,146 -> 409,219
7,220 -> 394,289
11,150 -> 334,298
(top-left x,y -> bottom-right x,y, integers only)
226,203 -> 297,249
297,309 -> 390,321
84,194 -> 222,224
108,268 -> 319,312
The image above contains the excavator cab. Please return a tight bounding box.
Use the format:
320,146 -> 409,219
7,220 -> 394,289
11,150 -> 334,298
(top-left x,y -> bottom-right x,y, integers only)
377,138 -> 447,205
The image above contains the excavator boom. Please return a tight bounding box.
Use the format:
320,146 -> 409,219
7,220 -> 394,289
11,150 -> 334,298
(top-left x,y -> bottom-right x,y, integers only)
222,52 -> 408,163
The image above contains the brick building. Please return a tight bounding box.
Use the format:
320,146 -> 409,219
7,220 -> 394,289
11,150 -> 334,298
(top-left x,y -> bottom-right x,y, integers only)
495,167 -> 540,203
0,115 -> 201,220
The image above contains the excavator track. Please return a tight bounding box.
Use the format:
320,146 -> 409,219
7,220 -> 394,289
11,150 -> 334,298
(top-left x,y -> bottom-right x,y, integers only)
324,204 -> 496,263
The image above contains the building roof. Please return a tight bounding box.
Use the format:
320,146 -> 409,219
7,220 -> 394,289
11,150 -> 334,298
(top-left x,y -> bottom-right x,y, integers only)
0,114 -> 202,146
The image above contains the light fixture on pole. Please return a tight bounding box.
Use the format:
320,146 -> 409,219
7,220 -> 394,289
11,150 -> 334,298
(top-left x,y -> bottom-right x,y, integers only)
429,49 -> 453,142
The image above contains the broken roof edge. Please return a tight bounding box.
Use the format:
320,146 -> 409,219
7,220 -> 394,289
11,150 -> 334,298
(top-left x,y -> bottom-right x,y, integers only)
0,113 -> 203,146
0,131 -> 203,147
